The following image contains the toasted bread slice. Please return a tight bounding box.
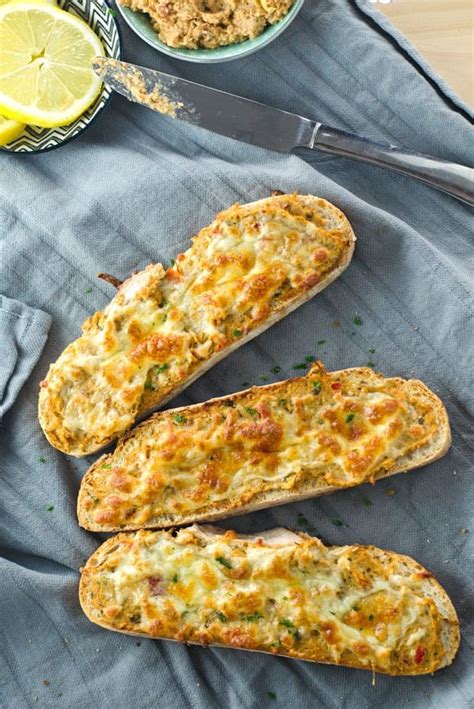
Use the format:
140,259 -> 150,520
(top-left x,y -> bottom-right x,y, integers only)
79,525 -> 460,675
77,363 -> 450,532
38,194 -> 355,457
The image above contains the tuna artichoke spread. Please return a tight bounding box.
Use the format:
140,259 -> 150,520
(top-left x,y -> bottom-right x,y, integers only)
119,0 -> 295,49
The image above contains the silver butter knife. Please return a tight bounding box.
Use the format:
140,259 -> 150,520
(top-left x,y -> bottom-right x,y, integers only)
93,57 -> 474,206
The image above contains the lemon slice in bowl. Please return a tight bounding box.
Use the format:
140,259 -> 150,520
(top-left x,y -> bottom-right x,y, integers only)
0,114 -> 25,145
0,2 -> 105,127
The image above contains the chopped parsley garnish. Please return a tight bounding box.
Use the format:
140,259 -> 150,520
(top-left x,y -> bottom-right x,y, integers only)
271,366 -> 281,374
174,414 -> 187,424
245,406 -> 258,417
362,497 -> 373,507
39,456 -> 46,464
260,376 -> 269,382
155,363 -> 169,373
332,519 -> 344,527
368,614 -> 374,621
216,556 -> 232,569
171,574 -> 178,583
233,329 -> 242,337
312,381 -> 322,394
144,380 -> 154,390
46,505 -> 54,512
102,464 -> 112,470
317,339 -> 326,345
368,348 -> 376,354
84,287 -> 92,294
305,355 -> 315,363
292,363 -> 307,370
215,611 -> 227,622
279,618 -> 295,628
367,361 -> 375,368
353,315 -> 363,326
345,413 -> 355,423
169,259 -> 175,267
297,513 -> 315,532
352,605 -> 360,611
244,612 -> 263,621
278,398 -> 287,406
109,7 -> 117,16
267,692 -> 277,701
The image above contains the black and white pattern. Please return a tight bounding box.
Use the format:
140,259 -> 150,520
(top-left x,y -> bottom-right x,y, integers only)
1,0 -> 121,154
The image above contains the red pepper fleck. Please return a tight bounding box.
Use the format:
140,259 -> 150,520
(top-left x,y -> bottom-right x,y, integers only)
419,571 -> 432,579
148,576 -> 166,596
415,646 -> 425,664
331,382 -> 341,391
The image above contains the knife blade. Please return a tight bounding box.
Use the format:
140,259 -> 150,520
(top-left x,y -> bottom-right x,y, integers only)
93,57 -> 474,205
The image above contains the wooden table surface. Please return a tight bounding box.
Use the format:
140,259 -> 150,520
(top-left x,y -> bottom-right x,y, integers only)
374,0 -> 473,107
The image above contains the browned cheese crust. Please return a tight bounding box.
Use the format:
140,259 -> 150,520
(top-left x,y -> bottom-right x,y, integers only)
78,363 -> 450,532
38,194 -> 355,456
79,525 -> 460,675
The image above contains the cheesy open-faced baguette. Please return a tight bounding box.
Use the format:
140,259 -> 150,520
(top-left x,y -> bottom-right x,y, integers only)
78,363 -> 450,532
38,194 -> 355,456
79,525 -> 460,675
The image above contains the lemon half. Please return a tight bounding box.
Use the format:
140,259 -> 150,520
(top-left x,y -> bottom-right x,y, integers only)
0,114 -> 25,145
0,2 -> 105,127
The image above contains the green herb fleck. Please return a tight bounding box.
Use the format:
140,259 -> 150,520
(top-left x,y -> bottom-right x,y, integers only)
109,7 -> 117,16
215,611 -> 227,622
368,348 -> 376,354
312,381 -> 322,394
352,605 -> 360,611
144,380 -> 154,390
368,614 -> 374,621
174,414 -> 187,424
244,612 -> 264,621
346,413 -> 355,423
39,456 -> 46,464
84,287 -> 93,294
170,259 -> 175,267
267,692 -> 277,701
171,574 -> 178,583
245,406 -> 258,417
305,355 -> 315,363
292,363 -> 307,370
317,339 -> 326,345
367,361 -> 375,368
155,363 -> 169,373
233,329 -> 242,337
418,416 -> 425,424
362,497 -> 373,507
271,366 -> 281,374
216,556 -> 232,569
102,464 -> 112,470
353,315 -> 363,326
46,505 -> 54,512
242,381 -> 250,387
280,618 -> 295,628
278,398 -> 287,406
260,376 -> 269,382
332,519 -> 344,527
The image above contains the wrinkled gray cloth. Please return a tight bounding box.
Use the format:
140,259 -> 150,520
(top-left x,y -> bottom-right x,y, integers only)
1,0 -> 473,707
0,295 -> 51,419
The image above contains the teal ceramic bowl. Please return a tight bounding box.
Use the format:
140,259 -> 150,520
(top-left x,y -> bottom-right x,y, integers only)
116,0 -> 304,63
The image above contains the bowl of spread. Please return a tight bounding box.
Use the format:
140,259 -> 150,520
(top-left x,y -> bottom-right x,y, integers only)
116,0 -> 305,63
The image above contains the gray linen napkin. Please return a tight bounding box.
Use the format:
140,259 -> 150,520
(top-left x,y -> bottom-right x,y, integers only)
0,1 -> 472,707
0,295 -> 51,419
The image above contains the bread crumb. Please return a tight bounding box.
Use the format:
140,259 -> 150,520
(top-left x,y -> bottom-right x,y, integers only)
385,488 -> 396,496
460,528 -> 469,534
42,680 -> 49,686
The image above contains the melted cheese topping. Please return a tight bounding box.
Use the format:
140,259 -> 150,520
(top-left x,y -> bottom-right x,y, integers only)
38,194 -> 354,455
78,364 -> 440,531
80,527 -> 455,675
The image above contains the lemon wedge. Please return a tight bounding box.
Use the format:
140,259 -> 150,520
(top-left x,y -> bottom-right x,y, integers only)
0,2 -> 104,127
0,114 -> 25,145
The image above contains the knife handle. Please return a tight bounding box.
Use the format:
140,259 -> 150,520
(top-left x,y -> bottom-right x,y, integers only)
311,125 -> 474,206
